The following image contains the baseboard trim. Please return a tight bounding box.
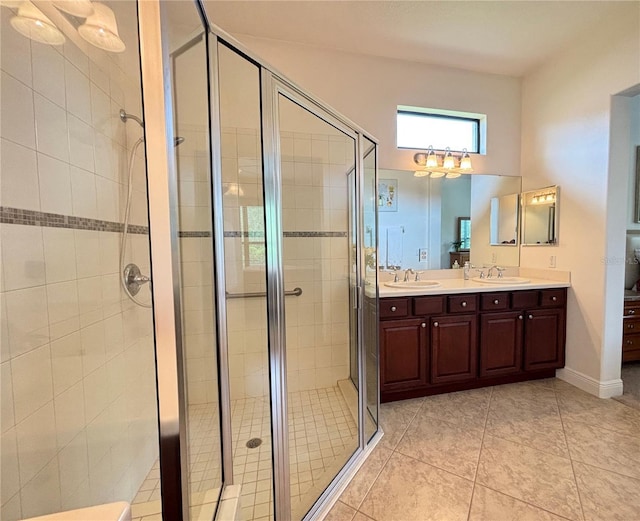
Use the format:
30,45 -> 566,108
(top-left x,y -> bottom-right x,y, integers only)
556,367 -> 623,398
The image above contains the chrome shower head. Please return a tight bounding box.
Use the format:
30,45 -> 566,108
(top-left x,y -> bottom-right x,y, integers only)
119,109 -> 144,128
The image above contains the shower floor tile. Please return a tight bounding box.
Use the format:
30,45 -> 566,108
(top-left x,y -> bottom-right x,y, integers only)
133,385 -> 358,521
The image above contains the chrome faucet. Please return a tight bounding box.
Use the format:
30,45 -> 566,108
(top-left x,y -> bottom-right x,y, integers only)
404,268 -> 415,282
487,265 -> 506,278
487,265 -> 497,278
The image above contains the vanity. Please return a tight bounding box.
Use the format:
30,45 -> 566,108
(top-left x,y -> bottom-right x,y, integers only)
376,277 -> 568,403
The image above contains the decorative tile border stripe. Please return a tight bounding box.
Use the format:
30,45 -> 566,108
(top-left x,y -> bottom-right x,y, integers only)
0,207 -> 149,234
178,231 -> 212,238
0,208 -> 348,240
220,231 -> 347,238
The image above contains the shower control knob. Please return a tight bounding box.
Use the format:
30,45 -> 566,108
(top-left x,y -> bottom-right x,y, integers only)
390,306 -> 397,312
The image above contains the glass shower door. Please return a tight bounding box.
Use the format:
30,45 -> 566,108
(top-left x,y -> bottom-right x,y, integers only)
274,91 -> 360,519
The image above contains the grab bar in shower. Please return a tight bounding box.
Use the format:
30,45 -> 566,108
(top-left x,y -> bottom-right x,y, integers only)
225,287 -> 303,299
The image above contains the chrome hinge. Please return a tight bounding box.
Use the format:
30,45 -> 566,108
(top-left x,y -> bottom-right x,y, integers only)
352,285 -> 361,309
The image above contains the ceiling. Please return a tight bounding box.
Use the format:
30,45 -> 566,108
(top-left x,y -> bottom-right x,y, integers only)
203,1 -> 632,77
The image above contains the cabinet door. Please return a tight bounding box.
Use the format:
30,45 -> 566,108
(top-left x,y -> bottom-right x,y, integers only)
380,319 -> 428,391
480,311 -> 523,377
430,314 -> 477,384
523,308 -> 565,370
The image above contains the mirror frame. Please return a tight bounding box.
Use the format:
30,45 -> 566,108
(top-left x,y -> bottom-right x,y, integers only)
520,185 -> 559,246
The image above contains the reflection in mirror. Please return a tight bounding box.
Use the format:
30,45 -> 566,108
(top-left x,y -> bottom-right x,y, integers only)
490,193 -> 519,246
378,170 -> 522,269
521,186 -> 559,245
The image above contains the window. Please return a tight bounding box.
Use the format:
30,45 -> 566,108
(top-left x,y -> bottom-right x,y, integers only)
396,108 -> 482,153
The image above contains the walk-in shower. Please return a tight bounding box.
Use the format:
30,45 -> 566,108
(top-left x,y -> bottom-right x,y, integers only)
0,1 -> 378,520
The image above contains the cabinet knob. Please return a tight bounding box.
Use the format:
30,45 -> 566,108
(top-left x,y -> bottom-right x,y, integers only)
421,323 -> 427,328
629,324 -> 635,329
390,306 -> 397,312
528,314 -> 533,319
461,301 -> 467,308
518,315 -> 523,320
493,299 -> 499,305
630,310 -> 636,315
433,322 -> 439,327
627,340 -> 633,345
552,296 -> 557,302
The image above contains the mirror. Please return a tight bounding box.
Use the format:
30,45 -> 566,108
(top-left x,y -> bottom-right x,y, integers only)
521,185 -> 559,245
378,170 -> 522,269
490,193 -> 519,246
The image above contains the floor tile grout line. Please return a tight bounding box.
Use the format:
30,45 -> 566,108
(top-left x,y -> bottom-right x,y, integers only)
555,383 -> 587,521
476,483 -> 578,521
350,447 -> 394,512
466,386 -> 493,521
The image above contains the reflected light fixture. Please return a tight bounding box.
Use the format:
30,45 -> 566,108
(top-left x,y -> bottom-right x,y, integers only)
413,146 -> 473,178
78,2 -> 125,52
52,0 -> 94,17
10,1 -> 65,45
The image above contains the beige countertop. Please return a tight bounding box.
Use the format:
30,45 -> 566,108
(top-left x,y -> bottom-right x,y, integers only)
364,268 -> 571,298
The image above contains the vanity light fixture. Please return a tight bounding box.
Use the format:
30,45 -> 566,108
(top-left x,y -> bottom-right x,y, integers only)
78,2 -> 125,52
413,146 -> 473,178
10,1 -> 65,45
531,191 -> 556,204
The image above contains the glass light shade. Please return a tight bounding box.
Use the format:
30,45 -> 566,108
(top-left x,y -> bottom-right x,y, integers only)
442,148 -> 455,169
11,1 -> 65,45
52,0 -> 94,17
459,149 -> 472,170
430,172 -> 445,179
425,146 -> 438,169
414,170 -> 429,177
78,2 -> 125,52
446,172 -> 461,179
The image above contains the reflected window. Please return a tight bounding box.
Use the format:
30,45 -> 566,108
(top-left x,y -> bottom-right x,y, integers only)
241,206 -> 265,266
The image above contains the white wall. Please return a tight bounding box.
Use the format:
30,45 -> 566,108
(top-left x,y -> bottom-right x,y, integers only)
234,35 -> 521,176
520,5 -> 640,393
440,176 -> 471,268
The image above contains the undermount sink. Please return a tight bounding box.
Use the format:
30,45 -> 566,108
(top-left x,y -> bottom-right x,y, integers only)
384,280 -> 441,289
471,276 -> 530,284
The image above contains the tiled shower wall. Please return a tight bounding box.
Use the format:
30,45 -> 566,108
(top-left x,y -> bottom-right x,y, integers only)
0,6 -> 158,520
221,127 -> 353,399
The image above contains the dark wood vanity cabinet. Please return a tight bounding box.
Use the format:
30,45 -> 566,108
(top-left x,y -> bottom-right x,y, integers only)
379,288 -> 567,402
622,300 -> 640,362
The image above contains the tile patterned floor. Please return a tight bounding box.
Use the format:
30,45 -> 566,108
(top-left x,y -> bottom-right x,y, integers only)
132,386 -> 358,521
328,378 -> 640,521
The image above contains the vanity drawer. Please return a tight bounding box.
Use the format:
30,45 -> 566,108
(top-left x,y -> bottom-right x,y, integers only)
511,290 -> 538,309
380,298 -> 409,319
480,293 -> 509,311
447,294 -> 477,313
413,296 -> 444,316
622,333 -> 640,351
623,317 -> 640,334
539,289 -> 566,308
624,302 -> 640,317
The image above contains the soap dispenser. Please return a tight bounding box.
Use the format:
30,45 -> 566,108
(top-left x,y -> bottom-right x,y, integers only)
452,260 -> 460,269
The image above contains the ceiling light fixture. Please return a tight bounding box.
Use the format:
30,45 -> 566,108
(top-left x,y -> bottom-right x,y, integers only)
413,146 -> 474,178
10,1 -> 65,45
78,2 -> 125,52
